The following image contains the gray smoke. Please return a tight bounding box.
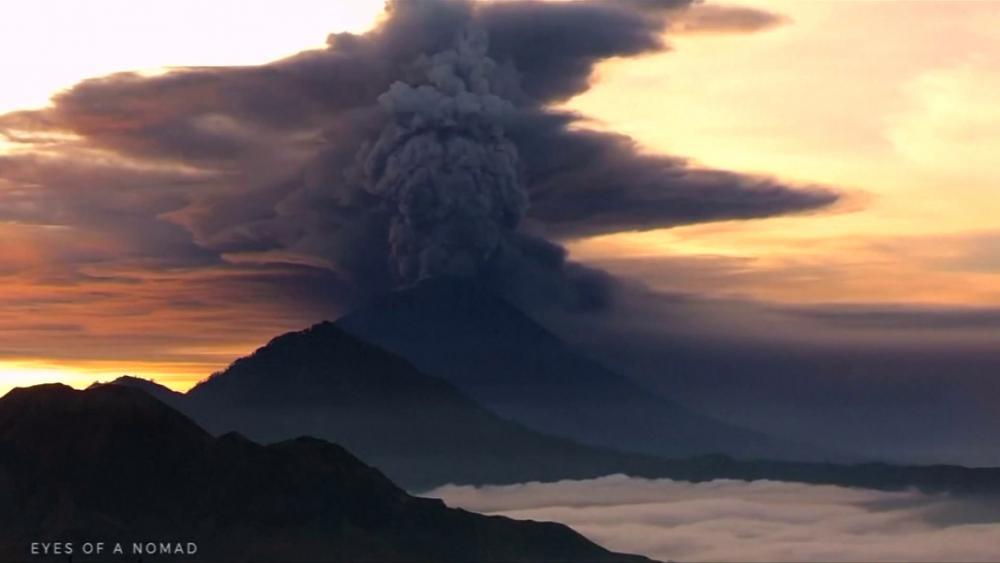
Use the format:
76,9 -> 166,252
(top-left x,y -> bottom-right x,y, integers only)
0,0 -> 839,313
361,27 -> 527,283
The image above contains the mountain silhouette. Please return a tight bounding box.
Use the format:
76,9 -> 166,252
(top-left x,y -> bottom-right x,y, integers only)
338,278 -> 815,461
112,324 -> 679,490
0,384 -> 652,563
101,322 -> 1000,498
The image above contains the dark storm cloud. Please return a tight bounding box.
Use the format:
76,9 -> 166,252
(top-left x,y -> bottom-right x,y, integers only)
0,0 -> 835,308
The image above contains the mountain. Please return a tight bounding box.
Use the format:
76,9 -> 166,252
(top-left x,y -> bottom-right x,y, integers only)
112,324 -> 680,490
0,384 -> 652,563
101,326 -> 1000,498
90,374 -> 186,406
337,278 -> 814,461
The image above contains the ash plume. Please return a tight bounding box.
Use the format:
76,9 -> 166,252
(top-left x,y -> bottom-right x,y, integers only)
361,27 -> 526,283
0,0 -> 840,313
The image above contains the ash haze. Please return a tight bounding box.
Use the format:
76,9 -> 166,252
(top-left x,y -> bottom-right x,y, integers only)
430,475 -> 1000,562
0,0 -> 998,465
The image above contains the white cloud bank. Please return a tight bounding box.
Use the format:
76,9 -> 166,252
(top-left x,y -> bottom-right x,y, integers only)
427,475 -> 1000,562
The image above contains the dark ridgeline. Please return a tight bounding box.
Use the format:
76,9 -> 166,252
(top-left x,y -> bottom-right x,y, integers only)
337,278 -> 820,461
104,313 -> 1000,497
113,323 -> 676,490
0,384 -> 652,563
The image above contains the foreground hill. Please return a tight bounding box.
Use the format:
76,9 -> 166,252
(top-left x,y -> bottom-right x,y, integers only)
0,384 -> 651,563
338,279 -> 818,461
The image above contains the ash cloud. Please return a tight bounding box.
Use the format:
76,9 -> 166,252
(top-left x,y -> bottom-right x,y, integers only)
511,111 -> 837,239
360,26 -> 526,283
0,0 -> 838,310
668,3 -> 790,35
429,475 -> 1000,562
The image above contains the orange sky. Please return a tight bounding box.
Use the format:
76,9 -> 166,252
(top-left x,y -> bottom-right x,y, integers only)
566,0 -> 1000,306
1,1 -> 998,395
0,1 -> 385,393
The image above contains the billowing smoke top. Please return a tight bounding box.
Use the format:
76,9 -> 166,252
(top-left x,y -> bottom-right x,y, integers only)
362,27 -> 527,283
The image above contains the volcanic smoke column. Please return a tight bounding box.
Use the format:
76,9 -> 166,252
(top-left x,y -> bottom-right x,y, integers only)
361,28 -> 527,283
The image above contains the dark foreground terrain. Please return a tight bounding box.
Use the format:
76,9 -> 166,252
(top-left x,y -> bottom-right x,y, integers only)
0,384 -> 651,563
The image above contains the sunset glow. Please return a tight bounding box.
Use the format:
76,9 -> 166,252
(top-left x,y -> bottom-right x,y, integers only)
0,358 -> 206,397
1,1 -> 998,392
566,0 -> 1000,305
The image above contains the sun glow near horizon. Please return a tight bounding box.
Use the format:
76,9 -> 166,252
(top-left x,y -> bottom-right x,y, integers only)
0,358 -> 217,398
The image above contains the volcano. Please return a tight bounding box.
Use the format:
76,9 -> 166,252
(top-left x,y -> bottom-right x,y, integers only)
103,311 -> 1000,497
110,323 -> 676,490
338,278 -> 813,461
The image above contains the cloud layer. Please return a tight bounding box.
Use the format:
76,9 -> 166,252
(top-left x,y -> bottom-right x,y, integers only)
429,475 -> 1000,562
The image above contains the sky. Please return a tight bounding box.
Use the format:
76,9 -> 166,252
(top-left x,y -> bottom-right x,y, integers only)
0,1 -> 381,112
566,0 -> 1000,306
0,0 -> 386,391
0,0 -> 997,416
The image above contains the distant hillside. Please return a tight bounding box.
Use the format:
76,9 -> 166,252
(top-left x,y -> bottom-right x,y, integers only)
338,278 -> 820,461
113,324 -> 685,490
103,322 -> 1000,497
0,384 -> 652,563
